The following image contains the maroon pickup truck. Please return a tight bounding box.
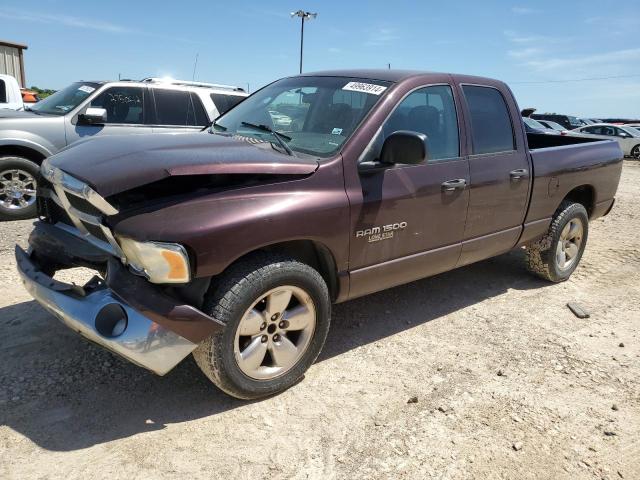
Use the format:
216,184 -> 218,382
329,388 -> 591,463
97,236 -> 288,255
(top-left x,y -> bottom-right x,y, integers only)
16,70 -> 622,399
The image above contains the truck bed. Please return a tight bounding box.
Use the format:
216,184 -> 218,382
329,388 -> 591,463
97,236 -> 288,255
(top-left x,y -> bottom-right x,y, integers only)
524,133 -> 623,232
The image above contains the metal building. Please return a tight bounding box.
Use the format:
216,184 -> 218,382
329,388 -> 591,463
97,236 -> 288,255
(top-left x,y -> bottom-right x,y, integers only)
0,39 -> 28,87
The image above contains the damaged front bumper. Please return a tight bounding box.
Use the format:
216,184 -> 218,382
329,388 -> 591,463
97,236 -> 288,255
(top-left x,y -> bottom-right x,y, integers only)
15,224 -> 223,375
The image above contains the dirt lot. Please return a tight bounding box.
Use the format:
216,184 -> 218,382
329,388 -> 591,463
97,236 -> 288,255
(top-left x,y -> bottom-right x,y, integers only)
1,162 -> 639,480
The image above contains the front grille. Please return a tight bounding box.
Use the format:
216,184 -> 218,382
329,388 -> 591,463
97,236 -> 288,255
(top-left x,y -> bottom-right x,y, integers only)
43,167 -> 121,257
66,194 -> 103,217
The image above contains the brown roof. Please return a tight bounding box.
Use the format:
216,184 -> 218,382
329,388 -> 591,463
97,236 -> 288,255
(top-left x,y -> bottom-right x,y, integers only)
0,39 -> 28,50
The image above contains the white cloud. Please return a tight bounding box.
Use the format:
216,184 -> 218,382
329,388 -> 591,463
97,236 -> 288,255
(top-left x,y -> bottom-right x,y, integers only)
364,27 -> 399,47
328,47 -> 342,54
508,48 -> 543,59
512,7 -> 537,15
0,9 -> 131,33
523,48 -> 640,72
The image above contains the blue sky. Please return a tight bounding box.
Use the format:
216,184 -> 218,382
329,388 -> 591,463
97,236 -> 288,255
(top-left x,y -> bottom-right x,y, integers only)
2,0 -> 639,117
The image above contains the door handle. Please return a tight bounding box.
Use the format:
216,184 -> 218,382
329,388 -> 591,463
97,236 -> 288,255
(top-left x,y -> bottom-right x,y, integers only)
441,178 -> 467,191
510,168 -> 529,181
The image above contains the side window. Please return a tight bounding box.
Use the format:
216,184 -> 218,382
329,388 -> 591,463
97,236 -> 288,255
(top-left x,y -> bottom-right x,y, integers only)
462,85 -> 515,155
0,79 -> 6,103
363,85 -> 459,163
89,86 -> 145,124
154,89 -> 198,126
189,93 -> 209,126
210,93 -> 244,115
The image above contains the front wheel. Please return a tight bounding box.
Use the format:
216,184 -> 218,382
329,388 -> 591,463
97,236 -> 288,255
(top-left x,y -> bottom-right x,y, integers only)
631,144 -> 640,160
525,201 -> 589,282
193,253 -> 331,400
0,156 -> 40,221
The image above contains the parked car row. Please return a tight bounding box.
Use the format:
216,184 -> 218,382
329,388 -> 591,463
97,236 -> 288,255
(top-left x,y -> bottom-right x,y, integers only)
0,77 -> 248,219
568,123 -> 640,159
522,109 -> 640,159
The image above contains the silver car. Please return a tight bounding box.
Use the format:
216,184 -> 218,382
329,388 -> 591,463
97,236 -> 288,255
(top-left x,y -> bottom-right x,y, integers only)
0,78 -> 247,220
569,123 -> 640,159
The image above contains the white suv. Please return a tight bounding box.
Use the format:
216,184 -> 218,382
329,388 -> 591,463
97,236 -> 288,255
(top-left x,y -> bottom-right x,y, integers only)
0,77 -> 248,219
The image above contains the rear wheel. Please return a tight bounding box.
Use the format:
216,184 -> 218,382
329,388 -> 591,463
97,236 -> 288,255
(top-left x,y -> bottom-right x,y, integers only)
0,156 -> 39,221
193,253 -> 331,399
631,144 -> 640,160
525,201 -> 589,282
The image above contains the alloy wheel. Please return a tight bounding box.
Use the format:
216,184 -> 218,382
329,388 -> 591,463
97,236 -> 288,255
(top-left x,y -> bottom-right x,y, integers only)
555,218 -> 584,270
0,169 -> 37,210
234,285 -> 316,380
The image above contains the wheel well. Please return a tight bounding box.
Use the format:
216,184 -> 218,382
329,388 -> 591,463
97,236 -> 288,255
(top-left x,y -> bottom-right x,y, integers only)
259,240 -> 339,301
0,145 -> 46,164
562,185 -> 595,217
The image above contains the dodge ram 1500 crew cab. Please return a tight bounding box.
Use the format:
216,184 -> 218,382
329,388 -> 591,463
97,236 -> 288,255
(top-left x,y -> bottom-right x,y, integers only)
16,70 -> 623,399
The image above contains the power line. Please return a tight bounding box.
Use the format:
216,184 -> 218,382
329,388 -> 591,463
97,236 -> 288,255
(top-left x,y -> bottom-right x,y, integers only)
510,74 -> 640,85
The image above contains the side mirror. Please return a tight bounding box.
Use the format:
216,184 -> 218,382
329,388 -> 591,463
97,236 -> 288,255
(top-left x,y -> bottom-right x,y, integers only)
618,132 -> 631,138
78,107 -> 107,125
380,130 -> 428,165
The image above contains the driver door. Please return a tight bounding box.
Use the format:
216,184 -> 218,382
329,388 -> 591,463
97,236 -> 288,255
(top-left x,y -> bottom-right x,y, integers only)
65,85 -> 152,146
347,84 -> 470,298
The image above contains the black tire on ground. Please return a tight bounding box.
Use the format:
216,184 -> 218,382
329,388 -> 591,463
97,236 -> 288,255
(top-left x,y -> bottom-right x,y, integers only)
525,201 -> 589,283
193,252 -> 331,400
631,145 -> 640,160
0,156 -> 40,221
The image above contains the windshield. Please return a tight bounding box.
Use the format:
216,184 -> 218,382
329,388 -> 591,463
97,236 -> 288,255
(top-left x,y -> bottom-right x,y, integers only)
544,120 -> 565,131
30,82 -> 100,115
621,127 -> 640,137
212,76 -> 392,157
523,117 -> 547,129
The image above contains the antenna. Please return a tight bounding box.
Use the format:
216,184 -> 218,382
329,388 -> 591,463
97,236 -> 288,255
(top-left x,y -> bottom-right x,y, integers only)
192,53 -> 199,81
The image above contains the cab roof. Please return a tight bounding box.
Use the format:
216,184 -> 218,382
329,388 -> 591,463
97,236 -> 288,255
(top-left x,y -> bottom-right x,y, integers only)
300,69 -> 506,88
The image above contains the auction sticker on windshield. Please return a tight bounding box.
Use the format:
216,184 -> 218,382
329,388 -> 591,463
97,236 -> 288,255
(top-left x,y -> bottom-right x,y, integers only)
78,85 -> 96,94
342,82 -> 387,95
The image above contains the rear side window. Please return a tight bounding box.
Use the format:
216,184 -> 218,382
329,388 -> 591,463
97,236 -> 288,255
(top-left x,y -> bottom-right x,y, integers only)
462,85 -> 515,154
154,89 -> 204,126
0,79 -> 6,103
189,93 -> 209,126
210,93 -> 244,115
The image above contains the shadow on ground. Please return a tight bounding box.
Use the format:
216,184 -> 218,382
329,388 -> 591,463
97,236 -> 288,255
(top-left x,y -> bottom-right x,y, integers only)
0,249 -> 547,451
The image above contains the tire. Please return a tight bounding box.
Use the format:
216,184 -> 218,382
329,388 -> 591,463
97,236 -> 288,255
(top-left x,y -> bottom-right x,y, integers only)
525,201 -> 589,282
193,252 -> 331,400
0,156 -> 40,221
631,144 -> 640,160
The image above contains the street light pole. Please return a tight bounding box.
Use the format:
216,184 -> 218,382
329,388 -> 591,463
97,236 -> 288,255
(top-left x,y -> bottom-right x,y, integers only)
291,10 -> 317,74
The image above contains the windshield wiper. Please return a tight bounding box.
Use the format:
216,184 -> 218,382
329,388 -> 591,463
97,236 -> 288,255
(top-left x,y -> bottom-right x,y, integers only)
202,119 -> 225,132
240,121 -> 294,156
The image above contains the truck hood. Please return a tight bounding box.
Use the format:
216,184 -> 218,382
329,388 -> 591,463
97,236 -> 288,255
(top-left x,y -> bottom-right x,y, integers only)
0,109 -> 51,119
48,132 -> 319,198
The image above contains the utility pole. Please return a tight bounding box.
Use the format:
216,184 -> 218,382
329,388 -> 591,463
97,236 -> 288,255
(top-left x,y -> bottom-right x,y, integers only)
291,10 -> 317,74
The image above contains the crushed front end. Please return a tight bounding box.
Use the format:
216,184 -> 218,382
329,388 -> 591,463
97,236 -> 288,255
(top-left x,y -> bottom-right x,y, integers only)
15,162 -> 223,375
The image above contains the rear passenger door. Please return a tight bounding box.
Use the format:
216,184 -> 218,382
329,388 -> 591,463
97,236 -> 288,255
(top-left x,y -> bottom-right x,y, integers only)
150,88 -> 209,133
456,84 -> 531,266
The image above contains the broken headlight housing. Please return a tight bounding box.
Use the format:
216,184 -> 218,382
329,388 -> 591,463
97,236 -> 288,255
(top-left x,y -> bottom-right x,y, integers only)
116,237 -> 191,284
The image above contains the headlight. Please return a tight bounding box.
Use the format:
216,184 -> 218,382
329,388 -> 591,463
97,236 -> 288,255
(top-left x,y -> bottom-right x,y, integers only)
116,237 -> 191,284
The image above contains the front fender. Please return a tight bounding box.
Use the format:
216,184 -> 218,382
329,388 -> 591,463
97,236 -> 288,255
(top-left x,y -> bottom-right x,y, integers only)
113,158 -> 350,277
0,133 -> 56,158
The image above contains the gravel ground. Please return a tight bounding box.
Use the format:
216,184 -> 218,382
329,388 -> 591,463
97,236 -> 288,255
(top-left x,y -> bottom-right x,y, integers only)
1,162 -> 639,480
